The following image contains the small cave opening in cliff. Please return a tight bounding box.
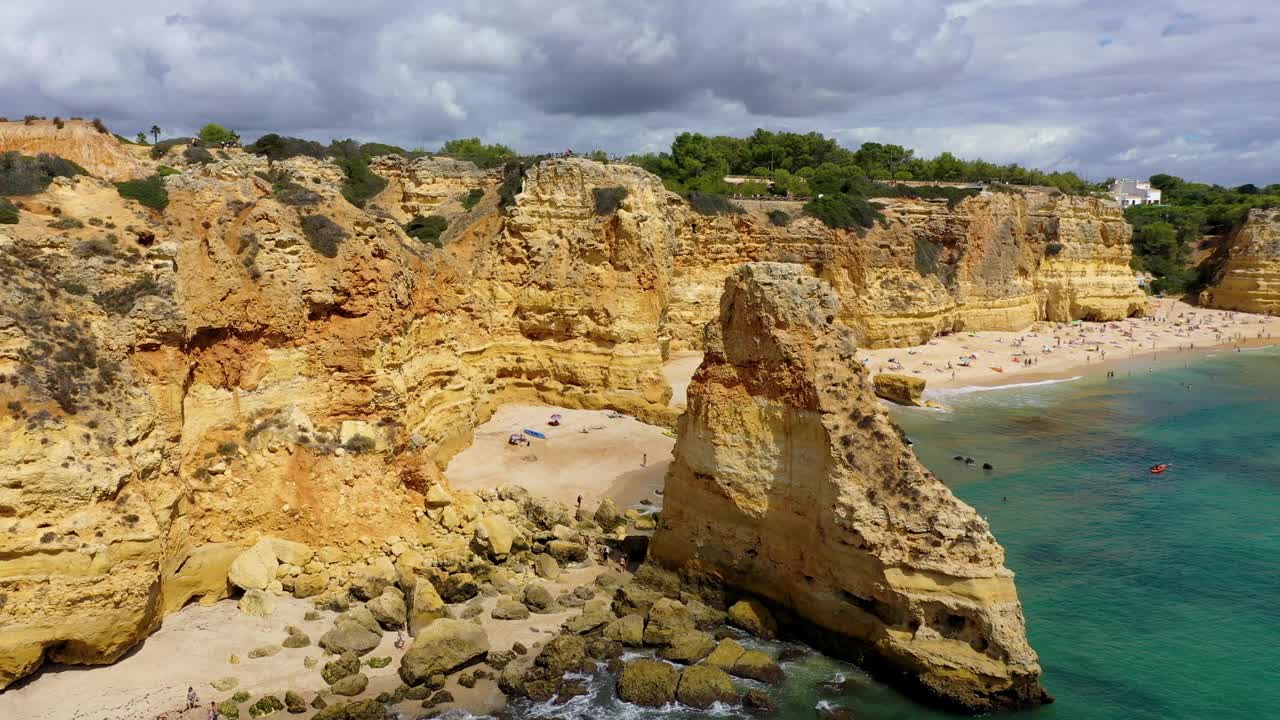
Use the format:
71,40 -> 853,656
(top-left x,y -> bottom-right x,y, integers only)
839,588 -> 903,626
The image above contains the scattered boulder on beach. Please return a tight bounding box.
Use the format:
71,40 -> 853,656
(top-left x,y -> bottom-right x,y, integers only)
492,598 -> 531,621
282,626 -> 311,648
594,498 -> 623,530
563,598 -> 616,634
617,659 -> 680,707
350,557 -> 397,601
522,582 -> 558,613
247,695 -> 285,718
398,619 -> 489,686
547,539 -> 588,563
248,645 -> 281,659
319,612 -> 382,657
284,690 -> 306,714
408,579 -> 447,633
366,587 -> 407,630
330,672 -> 369,696
238,588 -> 275,618
441,572 -> 480,603
228,538 -> 279,591
322,651 -> 362,684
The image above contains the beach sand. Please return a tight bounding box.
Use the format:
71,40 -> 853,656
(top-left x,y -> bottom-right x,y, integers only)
0,564 -> 619,720
446,404 -> 673,511
858,300 -> 1280,393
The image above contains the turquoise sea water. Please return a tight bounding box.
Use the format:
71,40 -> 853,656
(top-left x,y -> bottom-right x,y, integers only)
504,347 -> 1280,720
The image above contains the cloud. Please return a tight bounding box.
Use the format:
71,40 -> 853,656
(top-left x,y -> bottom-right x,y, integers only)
0,0 -> 1276,184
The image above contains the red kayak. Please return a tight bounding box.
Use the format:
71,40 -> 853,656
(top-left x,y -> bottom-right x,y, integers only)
1150,464 -> 1168,474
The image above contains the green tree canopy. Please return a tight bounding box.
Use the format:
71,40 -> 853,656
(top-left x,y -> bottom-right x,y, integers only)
198,124 -> 238,145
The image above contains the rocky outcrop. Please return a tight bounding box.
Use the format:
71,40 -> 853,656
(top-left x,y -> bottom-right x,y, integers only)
649,263 -> 1049,713
0,119 -> 151,181
874,374 -> 926,406
1200,209 -> 1280,314
668,191 -> 1147,349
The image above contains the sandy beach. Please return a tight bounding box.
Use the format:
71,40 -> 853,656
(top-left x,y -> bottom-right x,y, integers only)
0,564 -> 620,720
446,404 -> 673,511
859,300 -> 1280,393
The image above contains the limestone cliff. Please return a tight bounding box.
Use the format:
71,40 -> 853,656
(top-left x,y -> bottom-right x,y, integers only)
0,119 -> 150,182
649,263 -> 1048,712
0,155 -> 677,687
668,190 -> 1147,349
1200,208 -> 1280,314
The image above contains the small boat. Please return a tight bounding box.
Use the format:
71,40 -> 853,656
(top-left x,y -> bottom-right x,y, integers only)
1150,464 -> 1168,474
523,429 -> 547,440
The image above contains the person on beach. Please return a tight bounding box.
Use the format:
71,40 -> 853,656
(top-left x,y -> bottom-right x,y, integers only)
576,495 -> 583,512
187,687 -> 199,710
642,453 -> 647,467
208,701 -> 220,720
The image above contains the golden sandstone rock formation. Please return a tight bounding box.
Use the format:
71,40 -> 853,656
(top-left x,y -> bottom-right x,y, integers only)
669,190 -> 1148,350
1200,208 -> 1280,314
0,119 -> 150,182
0,134 -> 1132,694
873,373 -> 927,406
650,263 -> 1049,712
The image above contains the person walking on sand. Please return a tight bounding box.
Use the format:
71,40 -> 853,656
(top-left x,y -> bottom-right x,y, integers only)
187,687 -> 199,710
208,701 -> 220,720
576,495 -> 583,512
642,453 -> 647,467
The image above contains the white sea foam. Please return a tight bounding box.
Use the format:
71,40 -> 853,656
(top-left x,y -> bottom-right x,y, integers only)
929,375 -> 1083,398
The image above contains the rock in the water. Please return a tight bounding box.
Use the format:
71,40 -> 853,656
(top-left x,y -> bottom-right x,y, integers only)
684,598 -> 726,630
676,664 -> 738,709
535,635 -> 589,676
491,599 -> 531,621
398,619 -> 489,686
872,373 -> 926,406
522,583 -> 558,613
727,598 -> 778,640
643,598 -> 694,646
604,614 -> 645,646
732,650 -> 784,684
345,699 -> 387,720
330,672 -> 369,696
648,263 -> 1048,712
228,538 -> 278,592
366,587 -> 407,630
534,554 -> 561,581
617,659 -> 679,707
323,652 -> 362,684
657,630 -> 715,664
743,688 -> 778,713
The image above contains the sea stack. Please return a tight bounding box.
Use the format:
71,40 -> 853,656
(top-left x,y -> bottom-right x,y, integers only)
649,262 -> 1049,712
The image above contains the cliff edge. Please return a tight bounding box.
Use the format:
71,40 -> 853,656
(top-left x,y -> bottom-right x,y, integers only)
1200,208 -> 1280,314
649,262 -> 1049,712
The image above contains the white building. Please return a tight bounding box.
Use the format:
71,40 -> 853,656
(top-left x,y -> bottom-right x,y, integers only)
1109,179 -> 1162,207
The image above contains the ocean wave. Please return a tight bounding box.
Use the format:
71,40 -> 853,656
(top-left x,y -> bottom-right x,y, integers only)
928,375 -> 1083,397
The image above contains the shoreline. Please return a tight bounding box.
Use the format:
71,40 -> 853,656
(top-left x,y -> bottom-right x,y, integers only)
859,299 -> 1280,397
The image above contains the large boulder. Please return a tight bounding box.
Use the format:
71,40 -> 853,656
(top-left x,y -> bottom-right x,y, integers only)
617,659 -> 680,707
604,614 -> 645,646
676,665 -> 738,709
534,554 -> 561,581
398,619 -> 489,686
522,583 -> 558,613
350,557 -> 397,601
475,515 -> 518,561
491,599 -> 530,621
366,587 -> 407,630
643,598 -> 695,646
534,635 -> 589,677
424,484 -> 453,508
441,573 -> 479,604
732,650 -> 785,684
292,572 -> 329,599
322,652 -> 362,685
593,498 -> 623,530
330,672 -> 368,697
526,497 -> 573,530
408,580 -> 446,634
656,630 -> 715,664
562,598 -> 615,635
546,540 -> 587,563
228,538 -> 278,591
872,372 -> 926,406
267,537 -> 314,567
612,584 -> 662,617
238,589 -> 275,617
727,598 -> 778,640
319,615 -> 382,656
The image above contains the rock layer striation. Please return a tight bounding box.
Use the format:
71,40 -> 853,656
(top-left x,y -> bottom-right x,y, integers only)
1200,208 -> 1280,314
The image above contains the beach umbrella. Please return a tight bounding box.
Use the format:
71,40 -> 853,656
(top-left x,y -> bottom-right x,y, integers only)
550,413 -> 562,421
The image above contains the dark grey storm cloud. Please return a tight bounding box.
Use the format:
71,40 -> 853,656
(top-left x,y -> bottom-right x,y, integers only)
1,0 -> 1276,184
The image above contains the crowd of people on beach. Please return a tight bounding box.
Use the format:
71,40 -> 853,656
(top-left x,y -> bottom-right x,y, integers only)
865,301 -> 1278,385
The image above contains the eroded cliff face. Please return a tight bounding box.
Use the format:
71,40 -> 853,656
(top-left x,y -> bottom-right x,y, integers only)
0,155 -> 677,686
1200,209 -> 1280,314
0,119 -> 150,182
668,191 -> 1147,349
650,263 -> 1048,713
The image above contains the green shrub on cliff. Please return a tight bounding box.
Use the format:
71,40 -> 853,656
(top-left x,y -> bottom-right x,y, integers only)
301,214 -> 347,258
461,188 -> 484,211
804,192 -> 882,230
687,192 -> 744,216
0,197 -> 18,224
0,152 -> 85,195
592,186 -> 628,215
767,209 -> 791,227
330,139 -> 388,208
405,215 -> 448,246
115,174 -> 169,211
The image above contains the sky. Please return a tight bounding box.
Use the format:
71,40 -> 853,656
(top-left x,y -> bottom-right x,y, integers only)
1,0 -> 1276,185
